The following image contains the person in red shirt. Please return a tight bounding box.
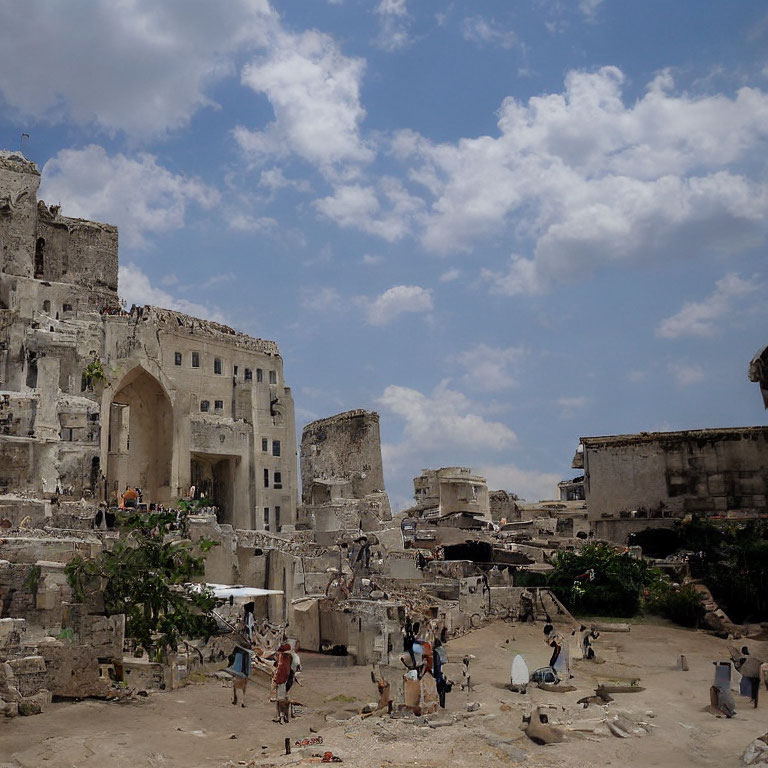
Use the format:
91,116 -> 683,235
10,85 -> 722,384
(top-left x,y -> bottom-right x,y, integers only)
273,644 -> 292,723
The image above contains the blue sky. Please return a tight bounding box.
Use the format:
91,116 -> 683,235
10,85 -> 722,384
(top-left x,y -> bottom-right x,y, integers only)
1,0 -> 767,510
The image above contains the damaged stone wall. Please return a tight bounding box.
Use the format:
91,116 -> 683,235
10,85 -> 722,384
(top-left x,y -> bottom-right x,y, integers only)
300,410 -> 391,532
580,428 -> 768,540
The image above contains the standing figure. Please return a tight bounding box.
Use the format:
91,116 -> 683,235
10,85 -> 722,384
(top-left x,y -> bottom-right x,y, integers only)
273,643 -> 292,723
243,602 -> 255,645
736,646 -> 763,708
432,639 -> 450,708
460,655 -> 474,693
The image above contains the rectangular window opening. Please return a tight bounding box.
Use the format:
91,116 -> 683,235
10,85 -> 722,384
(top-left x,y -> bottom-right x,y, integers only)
191,352 -> 200,368
272,439 -> 281,457
214,358 -> 222,375
200,400 -> 210,412
264,468 -> 269,488
269,370 -> 277,385
256,368 -> 263,383
174,352 -> 182,366
244,368 -> 252,381
214,400 -> 224,412
263,507 -> 270,531
274,471 -> 282,490
262,438 -> 268,452
275,505 -> 281,530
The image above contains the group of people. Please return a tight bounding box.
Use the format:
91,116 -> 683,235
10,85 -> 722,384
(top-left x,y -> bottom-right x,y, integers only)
542,620 -> 600,681
401,616 -> 451,709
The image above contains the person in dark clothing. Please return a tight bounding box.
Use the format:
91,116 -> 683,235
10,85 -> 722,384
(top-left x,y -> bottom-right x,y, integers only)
737,646 -> 762,708
432,639 -> 450,708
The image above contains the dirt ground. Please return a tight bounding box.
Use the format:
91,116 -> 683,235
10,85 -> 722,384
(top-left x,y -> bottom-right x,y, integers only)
1,619 -> 766,767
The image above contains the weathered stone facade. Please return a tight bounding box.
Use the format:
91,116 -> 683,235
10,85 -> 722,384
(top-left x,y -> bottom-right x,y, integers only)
299,410 -> 391,532
575,427 -> 768,542
410,467 -> 491,522
0,151 -> 297,530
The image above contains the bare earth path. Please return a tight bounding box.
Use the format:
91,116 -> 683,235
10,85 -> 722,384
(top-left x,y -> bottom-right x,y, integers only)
1,620 -> 766,767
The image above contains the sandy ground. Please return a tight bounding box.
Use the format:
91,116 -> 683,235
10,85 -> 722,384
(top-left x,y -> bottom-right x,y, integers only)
1,619 -> 766,768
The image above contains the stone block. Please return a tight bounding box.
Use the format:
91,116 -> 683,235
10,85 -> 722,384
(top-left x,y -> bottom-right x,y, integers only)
8,656 -> 46,675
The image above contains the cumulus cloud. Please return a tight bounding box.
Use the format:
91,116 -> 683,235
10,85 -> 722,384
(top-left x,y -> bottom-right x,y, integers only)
578,0 -> 604,20
668,361 -> 705,386
375,0 -> 412,51
236,27 -> 373,176
314,178 -> 424,240
656,273 -> 759,339
0,0 -> 275,136
454,343 -> 526,392
119,263 -> 224,322
365,285 -> 433,326
461,16 -> 519,49
476,462 -> 562,502
391,68 -> 768,293
378,381 -> 517,456
39,146 -> 219,249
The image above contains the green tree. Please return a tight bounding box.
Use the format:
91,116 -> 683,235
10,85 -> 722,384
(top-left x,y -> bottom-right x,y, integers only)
547,543 -> 659,617
66,509 -> 218,654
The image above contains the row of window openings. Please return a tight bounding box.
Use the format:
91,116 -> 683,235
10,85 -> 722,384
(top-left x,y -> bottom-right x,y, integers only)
174,352 -> 277,383
263,505 -> 280,532
261,438 -> 281,456
264,468 -> 282,489
199,400 -> 224,413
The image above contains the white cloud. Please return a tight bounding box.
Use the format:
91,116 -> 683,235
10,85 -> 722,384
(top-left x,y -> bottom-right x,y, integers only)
375,0 -> 412,52
300,286 -> 342,313
315,178 -> 423,240
454,343 -> 526,392
0,1 -> 275,137
668,361 -> 705,387
39,146 -> 219,249
656,273 -> 759,339
226,212 -> 278,233
119,263 -> 224,322
461,16 -> 519,49
391,68 -> 768,293
476,462 -> 562,502
557,395 -> 590,417
578,0 -> 604,20
365,285 -> 433,326
439,268 -> 461,283
378,381 -> 517,455
236,27 -> 373,176
362,253 -> 383,266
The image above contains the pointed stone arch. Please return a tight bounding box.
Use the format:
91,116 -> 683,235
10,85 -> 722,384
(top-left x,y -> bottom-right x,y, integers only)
105,365 -> 174,505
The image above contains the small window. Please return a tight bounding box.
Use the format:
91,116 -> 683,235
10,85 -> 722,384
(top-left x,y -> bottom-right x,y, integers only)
233,365 -> 238,378
63,303 -> 73,313
61,427 -> 74,442
272,439 -> 281,457
174,352 -> 182,366
214,400 -> 224,412
269,370 -> 277,385
275,505 -> 281,530
42,300 -> 51,313
244,368 -> 252,381
264,468 -> 269,488
200,400 -> 210,412
214,358 -> 222,375
274,471 -> 282,490
191,352 -> 200,368
256,368 -> 263,383
262,438 -> 268,452
263,507 -> 270,531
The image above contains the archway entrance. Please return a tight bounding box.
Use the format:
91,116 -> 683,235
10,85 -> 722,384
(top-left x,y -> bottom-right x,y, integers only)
106,367 -> 173,505
190,453 -> 238,525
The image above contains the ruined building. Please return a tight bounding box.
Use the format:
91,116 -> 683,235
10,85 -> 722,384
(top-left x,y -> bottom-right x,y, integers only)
574,427 -> 768,542
299,409 -> 391,533
408,467 -> 491,522
0,151 -> 296,530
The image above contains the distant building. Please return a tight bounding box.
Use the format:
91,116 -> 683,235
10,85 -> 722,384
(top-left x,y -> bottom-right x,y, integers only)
574,427 -> 768,543
299,409 -> 391,533
489,489 -> 519,523
409,467 -> 490,522
557,476 -> 585,501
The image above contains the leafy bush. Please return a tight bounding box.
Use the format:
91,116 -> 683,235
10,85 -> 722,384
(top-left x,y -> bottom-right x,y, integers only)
547,543 -> 659,617
643,580 -> 705,627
